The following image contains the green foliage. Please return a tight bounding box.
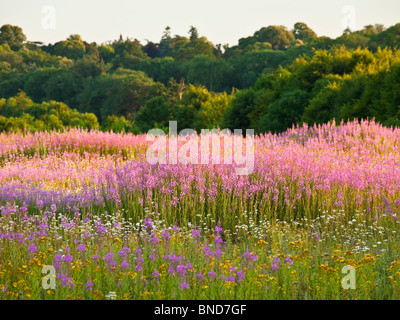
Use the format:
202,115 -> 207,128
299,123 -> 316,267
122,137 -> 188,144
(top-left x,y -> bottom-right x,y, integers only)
221,88 -> 255,130
77,69 -> 164,122
112,36 -> 147,58
254,25 -> 295,50
171,84 -> 232,131
71,57 -> 105,78
0,25 -> 26,50
54,35 -> 86,60
369,23 -> 400,50
98,44 -> 115,62
101,115 -> 133,133
135,96 -> 171,132
225,46 -> 400,133
0,92 -> 99,132
293,22 -> 317,42
258,89 -> 309,133
1,22 -> 400,134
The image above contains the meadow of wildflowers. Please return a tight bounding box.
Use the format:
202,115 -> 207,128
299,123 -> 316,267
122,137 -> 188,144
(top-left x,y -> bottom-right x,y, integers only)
1,119 -> 400,300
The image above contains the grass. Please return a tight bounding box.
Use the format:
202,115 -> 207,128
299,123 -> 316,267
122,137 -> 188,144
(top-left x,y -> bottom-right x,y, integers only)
0,120 -> 400,299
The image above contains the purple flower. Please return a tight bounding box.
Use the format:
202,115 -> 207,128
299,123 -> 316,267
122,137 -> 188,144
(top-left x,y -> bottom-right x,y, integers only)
237,271 -> 245,282
121,260 -> 130,270
177,265 -> 187,275
77,244 -> 86,253
173,225 -> 180,232
185,263 -> 193,270
150,236 -> 160,244
202,246 -> 213,257
152,270 -> 160,278
104,252 -> 117,268
273,256 -> 281,265
135,265 -> 143,272
196,274 -> 205,281
162,232 -> 170,241
58,273 -> 74,289
191,229 -> 200,237
284,257 -> 293,265
227,275 -> 235,282
214,249 -> 222,257
179,282 -> 189,290
122,247 -> 131,254
28,244 -> 37,253
243,252 -> 258,261
144,218 -> 153,230
208,270 -> 217,278
118,250 -> 127,258
214,237 -> 223,244
168,266 -> 175,275
63,254 -> 73,263
53,254 -> 62,269
220,275 -> 235,282
92,254 -> 101,260
137,256 -> 144,264
215,226 -> 223,233
104,252 -> 115,262
84,280 -> 93,291
271,264 -> 280,271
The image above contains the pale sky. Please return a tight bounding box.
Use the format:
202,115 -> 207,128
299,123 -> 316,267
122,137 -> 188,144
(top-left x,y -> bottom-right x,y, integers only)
1,0 -> 399,46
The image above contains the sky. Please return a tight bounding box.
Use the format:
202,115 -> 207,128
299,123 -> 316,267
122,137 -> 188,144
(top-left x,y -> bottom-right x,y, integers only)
1,0 -> 399,46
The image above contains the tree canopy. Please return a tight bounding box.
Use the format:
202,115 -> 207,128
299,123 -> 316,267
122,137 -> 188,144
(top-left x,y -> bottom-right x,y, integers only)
0,22 -> 400,134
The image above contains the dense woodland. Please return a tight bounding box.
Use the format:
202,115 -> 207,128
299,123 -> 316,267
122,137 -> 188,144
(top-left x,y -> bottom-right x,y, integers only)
0,22 -> 400,133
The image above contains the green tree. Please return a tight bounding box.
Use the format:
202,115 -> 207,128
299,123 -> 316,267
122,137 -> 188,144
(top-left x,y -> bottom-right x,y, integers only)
0,24 -> 26,50
186,55 -> 229,91
189,26 -> 199,41
220,88 -> 255,130
135,96 -> 170,132
98,44 -> 115,62
54,35 -> 86,60
293,22 -> 317,42
112,36 -> 147,58
159,26 -> 172,57
254,25 -> 295,50
101,115 -> 132,132
258,89 -> 309,133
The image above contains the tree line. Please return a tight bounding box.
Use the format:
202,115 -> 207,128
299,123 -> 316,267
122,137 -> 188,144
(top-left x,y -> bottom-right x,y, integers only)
0,22 -> 399,133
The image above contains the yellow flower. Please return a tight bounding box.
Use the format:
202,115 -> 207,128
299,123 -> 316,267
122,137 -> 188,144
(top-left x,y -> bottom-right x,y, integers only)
257,239 -> 267,247
130,272 -> 138,280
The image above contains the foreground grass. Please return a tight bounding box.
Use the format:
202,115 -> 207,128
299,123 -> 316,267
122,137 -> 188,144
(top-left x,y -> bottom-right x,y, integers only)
0,205 -> 399,300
